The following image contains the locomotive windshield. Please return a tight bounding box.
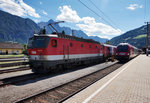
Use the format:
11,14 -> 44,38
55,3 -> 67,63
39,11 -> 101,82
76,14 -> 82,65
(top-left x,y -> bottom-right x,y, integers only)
117,45 -> 129,52
28,36 -> 50,48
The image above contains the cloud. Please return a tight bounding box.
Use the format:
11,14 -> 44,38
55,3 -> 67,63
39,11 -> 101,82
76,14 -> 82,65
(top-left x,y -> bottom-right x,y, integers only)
33,19 -> 41,23
57,5 -> 123,39
0,0 -> 40,18
56,5 -> 81,23
42,10 -> 48,15
40,1 -> 42,5
126,4 -> 143,10
77,17 -> 122,37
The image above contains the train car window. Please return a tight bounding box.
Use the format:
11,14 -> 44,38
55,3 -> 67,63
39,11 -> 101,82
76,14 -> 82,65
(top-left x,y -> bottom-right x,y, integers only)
89,45 -> 91,48
52,39 -> 57,47
81,44 -> 83,48
96,46 -> 97,48
70,43 -> 73,47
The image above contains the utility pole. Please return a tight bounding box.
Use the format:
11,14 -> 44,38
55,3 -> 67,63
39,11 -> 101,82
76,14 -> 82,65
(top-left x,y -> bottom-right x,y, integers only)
72,30 -> 75,36
145,22 -> 150,56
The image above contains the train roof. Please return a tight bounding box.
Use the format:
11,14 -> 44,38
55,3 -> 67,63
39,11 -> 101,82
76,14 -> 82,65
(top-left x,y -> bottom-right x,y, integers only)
33,33 -> 100,44
103,44 -> 116,48
34,34 -> 58,37
118,43 -> 138,49
118,43 -> 129,46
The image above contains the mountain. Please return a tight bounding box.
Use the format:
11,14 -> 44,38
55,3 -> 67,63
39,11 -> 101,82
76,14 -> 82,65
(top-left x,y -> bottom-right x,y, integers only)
38,19 -> 108,43
0,10 -> 40,44
88,36 -> 108,44
0,10 -> 108,44
110,25 -> 150,48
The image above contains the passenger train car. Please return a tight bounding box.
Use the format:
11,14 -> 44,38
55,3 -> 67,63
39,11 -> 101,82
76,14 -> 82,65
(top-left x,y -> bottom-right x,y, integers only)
27,33 -> 104,73
103,44 -> 117,61
116,43 -> 139,61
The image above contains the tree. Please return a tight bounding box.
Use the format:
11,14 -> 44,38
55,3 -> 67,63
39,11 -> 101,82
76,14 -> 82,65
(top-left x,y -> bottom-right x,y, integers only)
62,30 -> 65,35
22,44 -> 28,55
106,40 -> 110,44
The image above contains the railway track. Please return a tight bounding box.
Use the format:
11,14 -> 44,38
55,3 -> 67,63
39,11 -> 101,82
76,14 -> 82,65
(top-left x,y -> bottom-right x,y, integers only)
0,58 -> 28,62
0,61 -> 29,68
0,73 -> 41,87
0,61 -> 100,88
0,66 -> 30,74
14,62 -> 124,103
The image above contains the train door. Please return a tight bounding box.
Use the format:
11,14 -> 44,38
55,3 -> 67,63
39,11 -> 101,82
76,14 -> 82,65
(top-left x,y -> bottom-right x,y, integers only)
130,47 -> 133,58
108,47 -> 111,57
100,45 -> 103,57
103,46 -> 106,57
63,45 -> 69,60
67,46 -> 69,59
98,47 -> 100,57
129,47 -> 133,58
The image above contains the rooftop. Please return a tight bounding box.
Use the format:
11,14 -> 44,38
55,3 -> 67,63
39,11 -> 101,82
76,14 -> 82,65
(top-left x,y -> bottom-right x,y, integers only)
0,42 -> 23,49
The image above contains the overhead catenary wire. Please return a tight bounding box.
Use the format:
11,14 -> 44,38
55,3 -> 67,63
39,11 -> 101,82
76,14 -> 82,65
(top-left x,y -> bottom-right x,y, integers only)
88,0 -> 122,31
144,0 -> 147,22
0,0 -> 121,35
78,0 -> 120,31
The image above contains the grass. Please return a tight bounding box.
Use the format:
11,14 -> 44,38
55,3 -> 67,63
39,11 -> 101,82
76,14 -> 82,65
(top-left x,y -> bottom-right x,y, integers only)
125,37 -> 131,40
0,54 -> 24,58
133,34 -> 146,39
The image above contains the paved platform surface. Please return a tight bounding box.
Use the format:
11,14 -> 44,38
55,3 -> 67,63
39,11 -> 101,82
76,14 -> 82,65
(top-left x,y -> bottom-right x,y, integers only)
64,55 -> 150,103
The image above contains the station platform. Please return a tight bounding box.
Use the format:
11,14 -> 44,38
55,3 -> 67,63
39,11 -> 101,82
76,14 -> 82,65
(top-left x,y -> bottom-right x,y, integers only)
63,55 -> 150,103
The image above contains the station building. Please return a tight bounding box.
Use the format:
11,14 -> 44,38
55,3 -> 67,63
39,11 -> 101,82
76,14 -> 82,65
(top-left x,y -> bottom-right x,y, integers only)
0,42 -> 23,54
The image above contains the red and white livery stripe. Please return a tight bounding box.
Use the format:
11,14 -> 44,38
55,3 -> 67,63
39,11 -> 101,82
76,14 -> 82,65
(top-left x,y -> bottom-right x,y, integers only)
29,53 -> 103,61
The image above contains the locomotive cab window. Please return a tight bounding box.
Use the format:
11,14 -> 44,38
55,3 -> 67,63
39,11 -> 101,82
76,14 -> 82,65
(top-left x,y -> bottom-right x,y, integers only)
51,39 -> 57,47
28,36 -> 50,48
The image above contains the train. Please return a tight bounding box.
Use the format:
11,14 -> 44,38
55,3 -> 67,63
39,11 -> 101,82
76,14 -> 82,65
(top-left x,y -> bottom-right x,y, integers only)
27,22 -> 140,73
116,43 -> 139,61
27,32 -> 117,74
103,44 -> 117,61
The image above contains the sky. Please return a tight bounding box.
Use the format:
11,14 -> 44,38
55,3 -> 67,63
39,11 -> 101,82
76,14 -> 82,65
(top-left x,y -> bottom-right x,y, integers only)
0,0 -> 150,39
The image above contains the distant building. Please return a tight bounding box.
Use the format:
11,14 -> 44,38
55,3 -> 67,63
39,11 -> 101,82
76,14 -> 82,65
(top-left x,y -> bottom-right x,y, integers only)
0,42 -> 23,54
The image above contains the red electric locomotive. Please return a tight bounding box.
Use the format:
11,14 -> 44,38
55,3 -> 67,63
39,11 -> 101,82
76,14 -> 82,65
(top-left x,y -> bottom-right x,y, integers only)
27,33 -> 104,73
116,43 -> 139,61
27,21 -> 118,73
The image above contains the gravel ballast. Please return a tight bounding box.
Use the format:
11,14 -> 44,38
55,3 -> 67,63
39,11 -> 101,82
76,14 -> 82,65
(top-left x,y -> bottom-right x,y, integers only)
0,61 -> 116,103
